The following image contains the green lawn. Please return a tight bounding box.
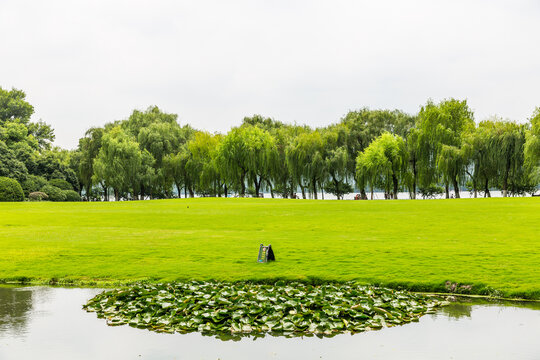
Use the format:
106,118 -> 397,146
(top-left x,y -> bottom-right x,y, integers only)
1,197 -> 539,298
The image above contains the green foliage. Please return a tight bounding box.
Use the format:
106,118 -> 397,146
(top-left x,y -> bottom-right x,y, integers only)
78,127 -> 104,198
84,282 -> 447,336
48,178 -> 73,191
218,125 -> 275,196
324,180 -> 353,199
418,185 -> 444,199
22,175 -> 48,197
0,140 -> 28,182
63,190 -> 81,201
93,126 -> 153,201
416,99 -> 475,196
41,185 -> 66,201
525,108 -> 540,189
0,87 -> 34,125
1,86 -> 539,199
28,191 -> 48,201
356,133 -> 407,199
0,176 -> 24,201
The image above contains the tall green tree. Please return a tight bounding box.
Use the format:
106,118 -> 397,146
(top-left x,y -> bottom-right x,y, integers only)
356,132 -> 407,199
341,108 -> 415,196
525,108 -> 540,189
78,127 -> 104,199
416,98 -> 474,198
218,126 -> 275,197
93,126 -> 153,201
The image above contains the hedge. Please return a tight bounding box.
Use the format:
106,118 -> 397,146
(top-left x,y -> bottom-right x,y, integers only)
0,177 -> 24,202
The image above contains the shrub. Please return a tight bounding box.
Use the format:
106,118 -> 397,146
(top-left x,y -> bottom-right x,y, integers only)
324,181 -> 354,200
418,185 -> 445,199
48,178 -> 73,191
28,191 -> 49,201
22,175 -> 48,197
0,177 -> 24,201
63,190 -> 81,202
41,185 -> 66,202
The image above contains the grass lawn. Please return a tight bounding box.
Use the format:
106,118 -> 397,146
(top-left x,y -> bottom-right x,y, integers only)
0,197 -> 539,298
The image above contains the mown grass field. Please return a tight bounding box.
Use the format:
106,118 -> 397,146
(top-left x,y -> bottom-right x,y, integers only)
0,197 -> 539,298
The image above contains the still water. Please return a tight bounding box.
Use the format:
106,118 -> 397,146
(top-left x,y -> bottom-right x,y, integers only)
1,286 -> 539,360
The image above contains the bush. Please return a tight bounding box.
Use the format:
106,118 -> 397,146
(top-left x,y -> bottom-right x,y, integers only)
22,175 -> 48,197
48,178 -> 73,191
418,185 -> 445,199
28,191 -> 49,201
0,177 -> 24,201
63,190 -> 81,202
324,181 -> 354,200
41,185 -> 66,201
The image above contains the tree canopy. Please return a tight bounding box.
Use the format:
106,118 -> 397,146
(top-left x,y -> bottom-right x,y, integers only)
1,87 -> 538,201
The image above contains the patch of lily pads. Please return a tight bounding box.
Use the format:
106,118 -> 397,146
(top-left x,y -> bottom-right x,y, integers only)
83,281 -> 448,338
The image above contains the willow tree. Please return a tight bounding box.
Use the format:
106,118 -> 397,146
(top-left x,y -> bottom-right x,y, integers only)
356,132 -> 407,199
186,132 -> 225,196
324,146 -> 350,199
323,125 -> 351,200
286,130 -> 326,199
462,121 -> 498,197
416,98 -> 474,198
488,120 -> 529,196
92,126 -> 152,201
268,126 -> 293,198
405,128 -> 421,199
341,108 -> 415,196
437,145 -> 466,198
122,106 -> 179,139
218,125 -> 275,196
78,127 -> 104,199
525,108 -> 540,189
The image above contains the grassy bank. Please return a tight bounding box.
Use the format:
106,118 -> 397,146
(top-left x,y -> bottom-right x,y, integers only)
1,197 -> 539,298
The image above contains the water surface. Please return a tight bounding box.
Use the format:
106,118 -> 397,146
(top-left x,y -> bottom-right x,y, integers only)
1,286 -> 539,359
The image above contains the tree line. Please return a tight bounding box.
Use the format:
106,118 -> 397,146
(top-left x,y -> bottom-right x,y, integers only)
1,87 -> 539,201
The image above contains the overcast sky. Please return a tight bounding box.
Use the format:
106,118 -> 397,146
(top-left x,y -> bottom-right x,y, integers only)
1,0 -> 539,149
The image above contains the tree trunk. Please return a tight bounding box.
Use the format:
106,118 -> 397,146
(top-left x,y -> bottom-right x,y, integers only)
370,186 -> 374,200
453,176 -> 460,198
312,177 -> 318,199
392,173 -> 398,200
175,182 -> 182,198
254,177 -> 261,198
359,188 -> 366,200
240,170 -> 246,197
301,185 -> 306,199
445,184 -> 450,199
484,178 -> 490,197
103,183 -> 108,201
502,173 -> 508,197
411,160 -> 417,199
114,189 -> 119,202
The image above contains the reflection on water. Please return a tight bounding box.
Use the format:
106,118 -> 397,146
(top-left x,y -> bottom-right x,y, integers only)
437,302 -> 472,319
0,287 -> 32,335
1,286 -> 540,360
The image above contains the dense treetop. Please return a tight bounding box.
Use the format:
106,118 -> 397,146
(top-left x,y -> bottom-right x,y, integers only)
0,86 -> 538,201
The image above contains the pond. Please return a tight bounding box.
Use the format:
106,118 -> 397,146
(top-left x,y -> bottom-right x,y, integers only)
1,286 -> 539,359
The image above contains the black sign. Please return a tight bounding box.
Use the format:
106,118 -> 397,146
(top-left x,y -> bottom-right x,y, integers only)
257,244 -> 275,263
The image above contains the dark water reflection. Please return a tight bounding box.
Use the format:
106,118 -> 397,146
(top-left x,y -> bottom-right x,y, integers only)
0,286 -> 32,336
1,286 -> 540,359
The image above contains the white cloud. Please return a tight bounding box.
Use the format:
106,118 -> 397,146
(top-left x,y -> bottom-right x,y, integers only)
1,0 -> 539,148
